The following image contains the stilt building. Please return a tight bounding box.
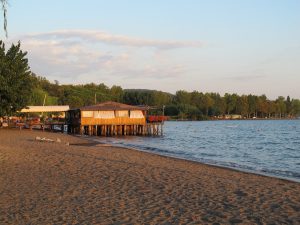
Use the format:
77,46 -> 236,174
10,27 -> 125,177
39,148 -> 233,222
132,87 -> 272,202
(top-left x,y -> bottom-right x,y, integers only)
67,101 -> 164,136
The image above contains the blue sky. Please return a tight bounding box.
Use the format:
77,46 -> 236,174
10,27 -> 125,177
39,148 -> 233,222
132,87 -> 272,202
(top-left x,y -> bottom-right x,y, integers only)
4,0 -> 300,99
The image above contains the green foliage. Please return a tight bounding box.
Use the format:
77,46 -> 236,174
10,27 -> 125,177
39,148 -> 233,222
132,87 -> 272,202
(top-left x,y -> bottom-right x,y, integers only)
123,89 -> 173,106
291,99 -> 300,116
36,80 -> 296,120
0,41 -> 33,116
165,105 -> 179,116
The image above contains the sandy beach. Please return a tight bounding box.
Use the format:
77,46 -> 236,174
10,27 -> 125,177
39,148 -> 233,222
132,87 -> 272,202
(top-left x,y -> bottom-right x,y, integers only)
0,129 -> 299,224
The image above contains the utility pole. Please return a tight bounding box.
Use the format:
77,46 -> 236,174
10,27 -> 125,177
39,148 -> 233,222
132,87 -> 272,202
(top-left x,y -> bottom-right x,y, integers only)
42,94 -> 47,118
95,93 -> 97,104
43,94 -> 47,106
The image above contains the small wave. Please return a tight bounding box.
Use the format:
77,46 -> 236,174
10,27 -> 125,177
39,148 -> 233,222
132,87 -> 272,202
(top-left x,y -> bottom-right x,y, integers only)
199,153 -> 219,157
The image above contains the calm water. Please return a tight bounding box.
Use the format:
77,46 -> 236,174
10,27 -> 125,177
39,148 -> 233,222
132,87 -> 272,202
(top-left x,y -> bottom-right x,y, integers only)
92,120 -> 300,182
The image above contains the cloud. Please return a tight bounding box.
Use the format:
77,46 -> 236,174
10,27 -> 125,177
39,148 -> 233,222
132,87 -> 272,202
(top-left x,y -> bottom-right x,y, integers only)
5,29 -> 199,84
20,29 -> 204,50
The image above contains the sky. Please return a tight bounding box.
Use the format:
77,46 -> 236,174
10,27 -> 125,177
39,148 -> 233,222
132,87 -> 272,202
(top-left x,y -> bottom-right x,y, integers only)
4,0 -> 300,99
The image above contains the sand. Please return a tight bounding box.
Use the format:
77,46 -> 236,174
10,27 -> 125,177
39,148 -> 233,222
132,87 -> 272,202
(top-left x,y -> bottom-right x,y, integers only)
0,129 -> 299,225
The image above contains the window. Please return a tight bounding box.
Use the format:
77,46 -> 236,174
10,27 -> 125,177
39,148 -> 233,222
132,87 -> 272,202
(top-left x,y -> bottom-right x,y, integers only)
115,110 -> 129,118
81,111 -> 93,117
130,110 -> 144,118
94,111 -> 115,119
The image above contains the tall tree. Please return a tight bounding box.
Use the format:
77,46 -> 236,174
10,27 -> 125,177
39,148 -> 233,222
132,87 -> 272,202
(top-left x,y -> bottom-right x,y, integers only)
202,93 -> 214,116
236,95 -> 249,117
291,99 -> 300,117
224,93 -> 238,114
248,94 -> 258,117
285,96 -> 292,117
257,95 -> 268,118
275,96 -> 286,118
0,41 -> 33,116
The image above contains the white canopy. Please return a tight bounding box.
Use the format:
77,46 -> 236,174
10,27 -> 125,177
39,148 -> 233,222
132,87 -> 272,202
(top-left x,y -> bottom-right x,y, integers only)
20,106 -> 70,113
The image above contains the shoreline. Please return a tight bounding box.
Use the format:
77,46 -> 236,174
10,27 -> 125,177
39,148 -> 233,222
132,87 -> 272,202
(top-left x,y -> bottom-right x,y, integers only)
1,129 -> 299,224
85,134 -> 300,184
168,118 -> 299,121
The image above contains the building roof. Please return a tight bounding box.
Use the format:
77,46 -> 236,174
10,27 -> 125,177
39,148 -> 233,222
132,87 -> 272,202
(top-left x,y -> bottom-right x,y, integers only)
20,105 -> 70,113
79,101 -> 148,111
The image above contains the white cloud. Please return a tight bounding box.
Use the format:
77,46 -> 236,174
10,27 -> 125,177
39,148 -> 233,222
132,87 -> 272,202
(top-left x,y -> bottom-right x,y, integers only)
4,29 -> 299,99
21,29 -> 204,49
5,29 -> 200,84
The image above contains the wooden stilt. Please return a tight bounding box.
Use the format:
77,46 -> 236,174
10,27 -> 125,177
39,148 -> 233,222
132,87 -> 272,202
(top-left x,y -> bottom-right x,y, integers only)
80,125 -> 84,135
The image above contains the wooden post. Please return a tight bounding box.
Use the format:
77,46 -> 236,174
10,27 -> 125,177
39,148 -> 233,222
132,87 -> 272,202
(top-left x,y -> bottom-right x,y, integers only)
88,126 -> 91,136
101,126 -> 104,136
113,125 -> 116,136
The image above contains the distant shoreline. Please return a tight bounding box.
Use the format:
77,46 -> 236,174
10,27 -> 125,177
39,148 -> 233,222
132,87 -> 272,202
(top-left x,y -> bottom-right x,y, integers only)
168,117 -> 299,122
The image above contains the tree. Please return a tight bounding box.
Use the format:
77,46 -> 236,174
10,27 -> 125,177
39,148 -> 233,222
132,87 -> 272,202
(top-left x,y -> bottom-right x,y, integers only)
202,93 -> 214,116
164,105 -> 179,116
257,95 -> 268,118
275,96 -> 286,118
175,90 -> 191,107
267,100 -> 276,118
285,96 -> 292,117
110,85 -> 123,102
291,99 -> 300,117
224,93 -> 238,114
247,94 -> 258,118
0,41 -> 33,116
236,95 -> 249,117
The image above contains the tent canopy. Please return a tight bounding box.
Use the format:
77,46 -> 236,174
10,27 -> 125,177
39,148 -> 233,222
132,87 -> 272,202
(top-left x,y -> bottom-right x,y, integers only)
20,106 -> 70,113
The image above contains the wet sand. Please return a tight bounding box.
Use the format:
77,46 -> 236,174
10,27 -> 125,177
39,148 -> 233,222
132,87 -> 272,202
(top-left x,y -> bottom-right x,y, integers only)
0,129 -> 299,224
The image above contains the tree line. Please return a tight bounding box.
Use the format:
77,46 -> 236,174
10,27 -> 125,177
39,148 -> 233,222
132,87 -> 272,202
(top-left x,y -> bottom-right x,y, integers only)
1,41 -> 300,120
23,74 -> 300,120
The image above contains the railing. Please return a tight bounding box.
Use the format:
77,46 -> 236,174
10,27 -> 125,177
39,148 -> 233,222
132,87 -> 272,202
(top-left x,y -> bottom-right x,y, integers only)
147,116 -> 168,123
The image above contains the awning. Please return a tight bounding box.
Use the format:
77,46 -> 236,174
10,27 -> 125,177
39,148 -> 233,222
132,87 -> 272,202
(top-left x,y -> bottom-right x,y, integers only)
20,106 -> 70,113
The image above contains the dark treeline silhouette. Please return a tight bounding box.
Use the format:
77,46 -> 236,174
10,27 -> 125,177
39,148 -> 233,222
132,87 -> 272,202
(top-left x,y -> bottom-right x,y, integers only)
28,74 -> 300,120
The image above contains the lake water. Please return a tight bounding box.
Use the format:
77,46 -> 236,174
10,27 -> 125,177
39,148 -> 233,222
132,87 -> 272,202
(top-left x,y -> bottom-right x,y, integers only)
92,120 -> 300,182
